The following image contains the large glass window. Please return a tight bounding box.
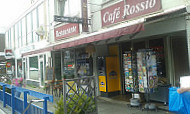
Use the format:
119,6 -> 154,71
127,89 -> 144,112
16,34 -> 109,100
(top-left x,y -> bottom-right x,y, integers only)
76,48 -> 93,77
32,9 -> 39,42
8,30 -> 11,49
64,0 -> 80,17
63,50 -> 75,79
5,32 -> 8,48
29,56 -> 39,80
26,13 -> 32,44
18,21 -> 22,47
38,4 -> 44,27
11,27 -> 15,49
15,24 -> 19,48
149,38 -> 166,77
17,59 -> 22,77
22,17 -> 27,46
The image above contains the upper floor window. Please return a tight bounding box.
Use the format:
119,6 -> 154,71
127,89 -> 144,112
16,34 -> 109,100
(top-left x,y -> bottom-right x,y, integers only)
8,30 -> 11,49
32,9 -> 39,42
22,17 -> 27,46
64,0 -> 80,17
15,24 -> 19,48
56,0 -> 80,17
18,21 -> 22,48
38,4 -> 44,27
11,27 -> 15,49
5,32 -> 8,48
26,13 -> 33,44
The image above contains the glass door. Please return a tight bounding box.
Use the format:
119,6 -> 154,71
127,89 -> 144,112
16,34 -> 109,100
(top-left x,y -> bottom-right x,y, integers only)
40,61 -> 44,86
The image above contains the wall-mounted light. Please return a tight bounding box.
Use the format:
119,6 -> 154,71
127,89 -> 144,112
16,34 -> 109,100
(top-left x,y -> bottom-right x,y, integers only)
35,26 -> 45,40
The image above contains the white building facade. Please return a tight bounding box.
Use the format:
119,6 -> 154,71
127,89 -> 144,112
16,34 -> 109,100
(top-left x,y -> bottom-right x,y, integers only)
5,0 -> 190,100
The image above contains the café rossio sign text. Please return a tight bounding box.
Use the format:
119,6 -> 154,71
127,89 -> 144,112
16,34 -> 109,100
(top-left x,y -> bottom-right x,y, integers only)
101,0 -> 161,27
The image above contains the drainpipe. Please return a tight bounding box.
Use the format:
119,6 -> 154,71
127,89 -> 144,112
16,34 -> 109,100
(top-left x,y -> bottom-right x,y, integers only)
186,6 -> 190,76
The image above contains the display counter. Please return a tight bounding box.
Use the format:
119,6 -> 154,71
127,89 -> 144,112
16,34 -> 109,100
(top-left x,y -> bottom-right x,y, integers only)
145,85 -> 171,104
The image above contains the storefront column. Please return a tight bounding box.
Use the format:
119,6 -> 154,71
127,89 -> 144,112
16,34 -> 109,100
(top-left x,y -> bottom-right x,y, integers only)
186,14 -> 190,76
165,36 -> 175,86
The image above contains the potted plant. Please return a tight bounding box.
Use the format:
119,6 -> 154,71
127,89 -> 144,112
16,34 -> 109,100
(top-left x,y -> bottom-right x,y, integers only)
54,93 -> 96,114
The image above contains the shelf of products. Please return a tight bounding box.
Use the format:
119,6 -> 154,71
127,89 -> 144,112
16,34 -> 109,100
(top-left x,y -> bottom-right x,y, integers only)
137,49 -> 158,93
123,52 -> 133,92
123,51 -> 138,92
76,53 -> 93,76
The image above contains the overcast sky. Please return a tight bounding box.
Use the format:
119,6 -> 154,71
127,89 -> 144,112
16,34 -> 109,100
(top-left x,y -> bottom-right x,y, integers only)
0,0 -> 31,33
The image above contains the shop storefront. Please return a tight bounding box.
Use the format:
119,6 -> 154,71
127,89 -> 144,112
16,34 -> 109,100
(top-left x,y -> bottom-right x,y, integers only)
23,52 -> 50,87
96,0 -> 190,103
52,46 -> 95,80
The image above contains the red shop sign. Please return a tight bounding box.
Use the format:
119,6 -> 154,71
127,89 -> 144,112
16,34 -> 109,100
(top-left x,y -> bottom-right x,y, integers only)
6,62 -> 11,68
101,0 -> 161,27
54,23 -> 79,40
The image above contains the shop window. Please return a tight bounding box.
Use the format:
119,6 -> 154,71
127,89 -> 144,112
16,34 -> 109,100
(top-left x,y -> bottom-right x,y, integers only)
54,52 -> 61,80
149,38 -> 166,78
29,56 -> 39,80
17,59 -> 22,77
63,50 -> 75,79
76,48 -> 93,77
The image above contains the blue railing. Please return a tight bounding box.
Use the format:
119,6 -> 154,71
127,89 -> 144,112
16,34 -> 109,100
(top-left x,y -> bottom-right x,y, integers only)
0,82 -> 53,114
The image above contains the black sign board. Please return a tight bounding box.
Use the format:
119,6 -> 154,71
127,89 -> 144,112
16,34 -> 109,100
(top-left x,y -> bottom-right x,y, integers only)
54,15 -> 83,23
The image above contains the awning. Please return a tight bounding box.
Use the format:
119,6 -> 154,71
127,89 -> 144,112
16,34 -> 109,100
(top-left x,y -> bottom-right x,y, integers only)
22,47 -> 54,57
54,23 -> 144,50
22,21 -> 144,56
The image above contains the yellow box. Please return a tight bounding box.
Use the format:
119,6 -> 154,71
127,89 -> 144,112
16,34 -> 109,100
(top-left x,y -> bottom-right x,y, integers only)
99,76 -> 107,92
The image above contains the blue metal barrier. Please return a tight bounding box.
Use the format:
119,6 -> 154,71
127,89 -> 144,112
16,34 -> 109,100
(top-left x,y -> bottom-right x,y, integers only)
0,82 -> 53,114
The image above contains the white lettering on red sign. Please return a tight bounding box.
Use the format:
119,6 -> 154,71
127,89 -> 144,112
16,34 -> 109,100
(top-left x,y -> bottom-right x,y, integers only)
103,7 -> 121,24
55,26 -> 77,38
102,0 -> 159,26
123,0 -> 156,17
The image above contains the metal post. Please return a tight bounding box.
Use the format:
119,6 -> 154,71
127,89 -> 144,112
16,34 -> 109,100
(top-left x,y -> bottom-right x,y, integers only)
43,97 -> 48,114
63,79 -> 67,114
3,85 -> 6,107
93,76 -> 98,114
23,91 -> 28,114
11,87 -> 15,114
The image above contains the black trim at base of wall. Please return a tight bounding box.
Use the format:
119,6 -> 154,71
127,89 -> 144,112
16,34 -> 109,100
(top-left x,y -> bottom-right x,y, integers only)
100,91 -> 120,97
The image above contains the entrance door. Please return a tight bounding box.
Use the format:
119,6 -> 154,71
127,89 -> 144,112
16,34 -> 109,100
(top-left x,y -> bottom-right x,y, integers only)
23,62 -> 26,79
40,61 -> 44,86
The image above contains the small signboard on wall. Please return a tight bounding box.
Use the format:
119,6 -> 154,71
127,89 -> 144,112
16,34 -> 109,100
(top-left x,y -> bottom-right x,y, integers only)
46,67 -> 54,80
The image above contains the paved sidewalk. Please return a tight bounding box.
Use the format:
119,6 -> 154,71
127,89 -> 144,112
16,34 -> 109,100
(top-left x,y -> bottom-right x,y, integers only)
98,97 -> 174,114
0,102 -> 12,114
